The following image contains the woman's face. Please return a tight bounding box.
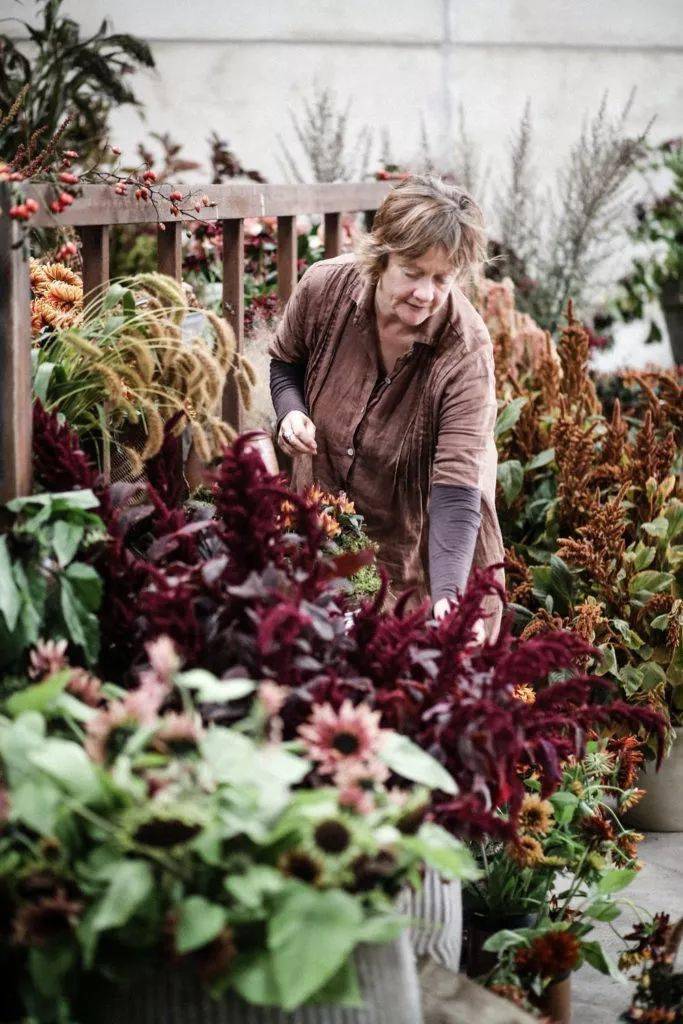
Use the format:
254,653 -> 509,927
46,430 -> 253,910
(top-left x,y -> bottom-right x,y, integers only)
378,245 -> 455,327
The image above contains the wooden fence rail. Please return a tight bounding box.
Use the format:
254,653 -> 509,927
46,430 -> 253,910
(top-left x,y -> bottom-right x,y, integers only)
0,181 -> 390,504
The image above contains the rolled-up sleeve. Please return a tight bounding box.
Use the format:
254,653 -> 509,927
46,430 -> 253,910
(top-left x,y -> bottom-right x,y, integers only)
431,347 -> 498,489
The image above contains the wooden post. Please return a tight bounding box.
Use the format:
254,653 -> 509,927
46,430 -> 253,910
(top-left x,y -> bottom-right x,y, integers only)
221,218 -> 244,432
277,215 -> 298,306
0,186 -> 33,503
157,220 -> 183,280
77,225 -> 110,306
324,211 -> 341,259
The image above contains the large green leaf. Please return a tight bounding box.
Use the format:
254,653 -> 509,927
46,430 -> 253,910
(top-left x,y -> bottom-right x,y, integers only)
494,397 -> 527,439
176,896 -> 227,954
65,562 -> 102,612
268,886 -> 362,1009
581,940 -> 623,980
595,869 -> 637,896
379,732 -> 457,794
30,737 -> 103,804
176,669 -> 255,704
6,670 -> 71,717
51,521 -> 84,568
526,448 -> 555,471
91,860 -> 154,932
628,570 -> 674,595
497,460 -> 524,506
0,536 -> 21,632
403,823 -> 480,881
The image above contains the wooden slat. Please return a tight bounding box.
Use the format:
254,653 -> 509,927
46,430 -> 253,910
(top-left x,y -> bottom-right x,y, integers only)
26,182 -> 393,228
324,212 -> 341,259
157,220 -> 183,280
78,224 -> 110,305
221,218 -> 244,433
277,215 -> 298,306
0,184 -> 33,503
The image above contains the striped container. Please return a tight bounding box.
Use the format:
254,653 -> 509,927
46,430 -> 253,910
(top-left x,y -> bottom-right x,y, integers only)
84,934 -> 422,1024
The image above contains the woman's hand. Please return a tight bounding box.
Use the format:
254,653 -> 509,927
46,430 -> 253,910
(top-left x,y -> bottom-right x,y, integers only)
278,410 -> 318,456
433,598 -> 487,645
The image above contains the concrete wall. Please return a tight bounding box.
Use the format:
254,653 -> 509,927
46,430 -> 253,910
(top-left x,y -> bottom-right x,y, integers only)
5,0 -> 682,367
7,0 -> 682,188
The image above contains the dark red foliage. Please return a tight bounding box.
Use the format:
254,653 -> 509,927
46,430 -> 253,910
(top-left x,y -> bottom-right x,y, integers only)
29,409 -> 666,840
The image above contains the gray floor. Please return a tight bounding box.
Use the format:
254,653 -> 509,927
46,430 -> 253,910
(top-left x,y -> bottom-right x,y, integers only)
572,832 -> 683,1023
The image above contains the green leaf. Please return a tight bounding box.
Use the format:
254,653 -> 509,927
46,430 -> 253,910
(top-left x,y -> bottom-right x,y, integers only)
403,823 -> 480,881
595,869 -> 637,896
379,732 -> 457,794
10,776 -> 61,834
176,896 -> 227,954
584,898 -> 622,922
642,518 -> 669,540
526,448 -> 555,471
581,940 -> 623,980
33,361 -> 56,405
65,562 -> 103,612
6,670 -> 71,717
650,613 -> 670,631
494,397 -> 527,439
0,536 -> 22,633
595,644 -> 617,677
30,737 -> 103,804
268,886 -> 362,1009
628,570 -> 674,595
224,866 -> 284,911
549,554 -> 574,607
229,950 -> 281,1006
611,619 -> 644,650
52,521 -> 84,568
550,790 -> 579,825
482,929 -> 526,953
497,460 -> 524,506
176,669 -> 255,704
632,544 -> 657,572
91,860 -> 154,932
8,490 -> 99,513
60,577 -> 100,664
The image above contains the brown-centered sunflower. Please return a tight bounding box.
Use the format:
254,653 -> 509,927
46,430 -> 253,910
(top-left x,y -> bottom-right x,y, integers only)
507,834 -> 545,868
518,794 -> 554,836
530,929 -> 581,977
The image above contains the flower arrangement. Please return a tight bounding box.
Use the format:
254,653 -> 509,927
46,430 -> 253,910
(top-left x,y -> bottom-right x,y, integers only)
0,638 -> 474,1020
491,299 -> 682,751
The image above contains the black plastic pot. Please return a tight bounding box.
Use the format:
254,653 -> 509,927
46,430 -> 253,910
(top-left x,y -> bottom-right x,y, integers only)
462,910 -> 537,979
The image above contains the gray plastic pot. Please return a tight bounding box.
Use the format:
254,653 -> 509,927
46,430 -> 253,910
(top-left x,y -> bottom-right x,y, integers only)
626,731 -> 683,832
85,933 -> 422,1024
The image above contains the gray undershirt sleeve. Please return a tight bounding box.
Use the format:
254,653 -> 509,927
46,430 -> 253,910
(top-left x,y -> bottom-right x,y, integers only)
269,357 -> 308,430
428,483 -> 482,604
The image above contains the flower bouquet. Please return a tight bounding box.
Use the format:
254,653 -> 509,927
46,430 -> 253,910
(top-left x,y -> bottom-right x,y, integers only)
0,637 -> 476,1023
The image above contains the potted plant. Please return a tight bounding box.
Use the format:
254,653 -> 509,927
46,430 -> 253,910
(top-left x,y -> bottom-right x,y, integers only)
619,912 -> 683,1022
0,638 -> 477,1022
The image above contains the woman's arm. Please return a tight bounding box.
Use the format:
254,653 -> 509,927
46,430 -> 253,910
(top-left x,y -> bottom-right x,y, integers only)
268,270 -> 317,455
429,346 -> 498,614
428,483 -> 482,604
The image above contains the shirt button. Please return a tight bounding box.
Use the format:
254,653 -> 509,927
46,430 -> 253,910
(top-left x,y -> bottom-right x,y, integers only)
347,447 -> 354,457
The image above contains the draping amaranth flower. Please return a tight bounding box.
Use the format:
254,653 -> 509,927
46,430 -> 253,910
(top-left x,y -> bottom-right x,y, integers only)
298,701 -> 385,777
507,834 -> 545,868
518,794 -> 554,836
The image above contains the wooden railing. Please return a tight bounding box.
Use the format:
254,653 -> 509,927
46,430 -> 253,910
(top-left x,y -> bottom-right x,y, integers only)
0,181 -> 391,503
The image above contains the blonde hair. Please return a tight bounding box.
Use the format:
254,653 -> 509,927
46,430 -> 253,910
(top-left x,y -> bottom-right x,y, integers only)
355,174 -> 487,282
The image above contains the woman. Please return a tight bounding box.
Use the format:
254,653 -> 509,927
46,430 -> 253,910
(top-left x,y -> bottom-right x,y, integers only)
269,174 -> 504,638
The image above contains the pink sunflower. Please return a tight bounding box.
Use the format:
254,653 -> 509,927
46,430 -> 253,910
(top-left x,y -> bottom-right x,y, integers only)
298,701 -> 385,776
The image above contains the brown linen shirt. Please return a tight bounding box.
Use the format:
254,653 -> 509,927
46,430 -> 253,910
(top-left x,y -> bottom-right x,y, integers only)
268,254 -> 505,638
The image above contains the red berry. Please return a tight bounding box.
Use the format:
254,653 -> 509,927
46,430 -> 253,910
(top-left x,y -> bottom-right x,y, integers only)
143,169 -> 157,183
58,172 -> 79,184
111,145 -> 122,156
169,190 -> 183,202
50,200 -> 63,213
59,192 -> 74,206
24,198 -> 39,213
63,150 -> 79,159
